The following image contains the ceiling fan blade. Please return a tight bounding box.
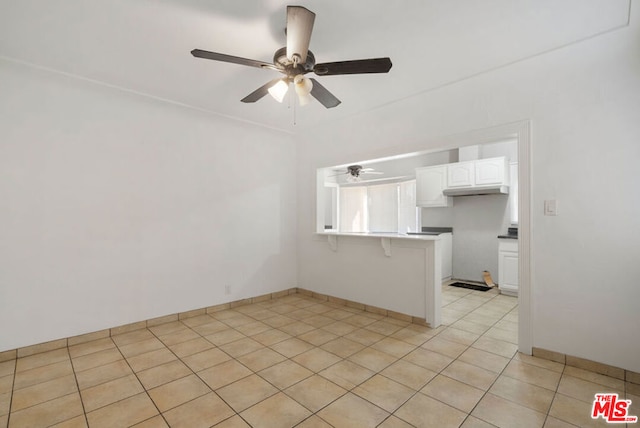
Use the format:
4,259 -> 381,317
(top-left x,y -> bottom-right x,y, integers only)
241,78 -> 284,103
191,49 -> 278,71
309,78 -> 341,109
314,58 -> 392,75
362,171 -> 385,175
286,6 -> 315,63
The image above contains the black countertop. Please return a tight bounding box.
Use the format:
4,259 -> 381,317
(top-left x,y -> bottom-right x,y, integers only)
407,227 -> 453,236
498,227 -> 518,239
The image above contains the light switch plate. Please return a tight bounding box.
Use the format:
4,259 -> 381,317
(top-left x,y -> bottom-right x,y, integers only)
544,199 -> 558,216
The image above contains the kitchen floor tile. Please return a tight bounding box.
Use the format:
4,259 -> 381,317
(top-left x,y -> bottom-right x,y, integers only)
441,360 -> 499,391
258,360 -> 313,390
74,359 -> 132,390
71,348 -> 123,373
167,337 -> 214,358
216,374 -> 278,412
502,359 -> 562,391
126,347 -> 176,372
316,393 -> 389,428
352,374 -> 415,412
218,337 -> 264,358
86,393 -> 158,428
381,359 -> 437,390
10,374 -> 78,412
284,375 -> 347,412
13,360 -> 74,390
345,328 -> 386,346
68,338 -> 116,359
240,393 -> 311,428
236,347 -> 286,372
421,374 -> 485,413
318,360 -> 376,390
8,392 -> 84,428
198,360 -> 252,390
321,336 -> 368,360
489,375 -> 555,413
457,347 -> 511,374
163,392 -> 234,428
15,349 -> 69,373
148,374 -> 211,412
422,336 -> 469,359
370,337 -> 416,358
292,348 -> 342,373
80,373 -> 144,412
270,337 -> 314,358
181,347 -> 230,372
137,360 -> 192,390
297,329 -> 339,347
472,393 -> 546,428
348,347 -> 397,372
395,392 -> 467,428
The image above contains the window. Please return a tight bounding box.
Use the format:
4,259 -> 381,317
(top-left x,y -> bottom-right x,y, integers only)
339,186 -> 368,232
337,180 -> 419,233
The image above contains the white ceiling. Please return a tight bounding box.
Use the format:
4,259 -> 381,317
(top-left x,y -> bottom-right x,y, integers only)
0,0 -> 630,134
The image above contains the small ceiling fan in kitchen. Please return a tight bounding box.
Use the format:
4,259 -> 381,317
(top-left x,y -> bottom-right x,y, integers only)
332,165 -> 384,182
190,5 -> 392,108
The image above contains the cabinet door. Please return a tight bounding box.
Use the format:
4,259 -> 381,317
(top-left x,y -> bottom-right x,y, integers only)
498,239 -> 519,296
447,161 -> 475,187
416,166 -> 450,207
475,157 -> 506,185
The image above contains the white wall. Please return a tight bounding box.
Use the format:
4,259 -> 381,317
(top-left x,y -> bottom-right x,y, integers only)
298,4 -> 640,372
0,60 -> 297,351
422,195 -> 511,282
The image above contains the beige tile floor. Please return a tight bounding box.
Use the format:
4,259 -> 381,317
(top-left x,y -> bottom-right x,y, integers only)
1,285 -> 638,427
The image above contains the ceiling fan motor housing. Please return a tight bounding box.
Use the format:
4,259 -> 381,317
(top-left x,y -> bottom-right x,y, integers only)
274,47 -> 315,78
348,165 -> 363,177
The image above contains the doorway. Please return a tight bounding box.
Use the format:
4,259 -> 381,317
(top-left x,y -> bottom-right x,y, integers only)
316,120 -> 531,354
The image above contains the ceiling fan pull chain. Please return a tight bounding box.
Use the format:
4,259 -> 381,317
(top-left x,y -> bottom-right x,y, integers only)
293,93 -> 297,126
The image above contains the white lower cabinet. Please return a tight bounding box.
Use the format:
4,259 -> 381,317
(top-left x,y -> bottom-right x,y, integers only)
498,239 -> 518,296
440,233 -> 453,280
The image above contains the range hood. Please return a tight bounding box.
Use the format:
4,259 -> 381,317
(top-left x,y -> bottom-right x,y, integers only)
443,185 -> 509,196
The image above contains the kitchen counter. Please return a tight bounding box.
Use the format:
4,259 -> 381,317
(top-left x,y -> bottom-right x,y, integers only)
317,231 -> 444,241
314,231 -> 444,327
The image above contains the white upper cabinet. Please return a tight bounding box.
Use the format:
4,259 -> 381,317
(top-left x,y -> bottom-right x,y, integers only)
447,161 -> 475,187
475,157 -> 508,185
416,165 -> 451,207
446,157 -> 509,189
416,157 -> 509,207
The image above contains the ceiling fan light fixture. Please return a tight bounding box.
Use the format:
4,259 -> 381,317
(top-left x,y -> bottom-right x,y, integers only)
294,74 -> 313,106
268,80 -> 289,103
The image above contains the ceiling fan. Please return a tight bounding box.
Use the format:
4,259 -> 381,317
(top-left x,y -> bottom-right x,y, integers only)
191,5 -> 392,108
333,165 -> 384,182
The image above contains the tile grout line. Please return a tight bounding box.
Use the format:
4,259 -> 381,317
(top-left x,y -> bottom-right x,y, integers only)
433,289 -> 518,427
542,362 -> 570,427
109,332 -> 173,427
67,346 -> 90,428
5,359 -> 17,428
